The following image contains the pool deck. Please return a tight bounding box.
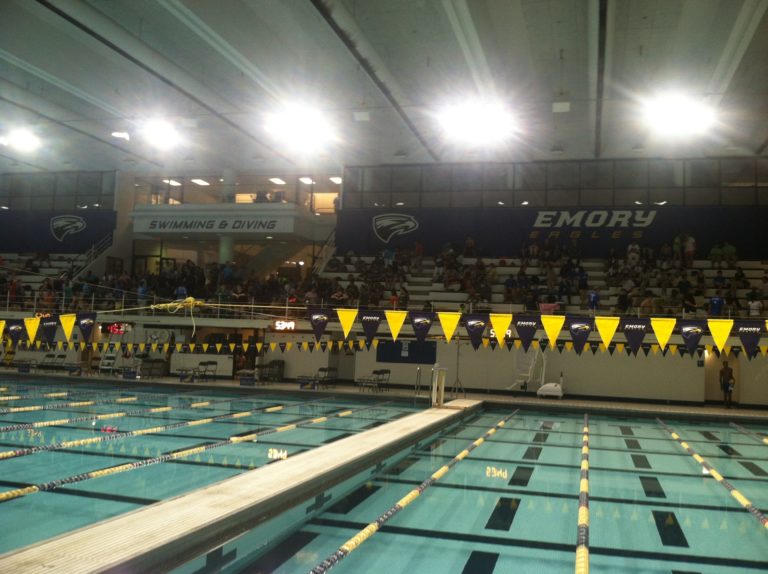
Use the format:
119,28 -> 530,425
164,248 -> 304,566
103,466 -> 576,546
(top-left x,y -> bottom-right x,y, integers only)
0,398 -> 480,573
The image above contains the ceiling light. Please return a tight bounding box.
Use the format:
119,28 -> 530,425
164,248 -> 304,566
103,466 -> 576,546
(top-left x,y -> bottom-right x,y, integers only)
497,201 -> 505,206
521,200 -> 529,206
111,131 -> 130,141
634,200 -> 643,205
5,129 -> 41,152
141,120 -> 181,150
0,136 -> 7,146
190,179 -> 209,186
162,179 -> 182,187
653,200 -> 668,206
641,94 -> 716,137
299,261 -> 305,266
329,176 -> 342,184
93,203 -> 100,207
0,206 -> 8,210
395,202 -> 405,206
264,104 -> 336,154
437,99 -> 516,146
219,178 -> 224,182
299,177 -> 315,185
266,236 -> 273,240
269,177 -> 286,185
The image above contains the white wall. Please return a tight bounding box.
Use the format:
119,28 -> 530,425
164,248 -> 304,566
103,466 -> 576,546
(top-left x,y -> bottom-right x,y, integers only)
738,355 -> 768,405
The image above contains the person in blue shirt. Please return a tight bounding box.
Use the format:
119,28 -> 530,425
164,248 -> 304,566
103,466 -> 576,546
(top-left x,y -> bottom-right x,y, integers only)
709,290 -> 725,316
587,288 -> 600,311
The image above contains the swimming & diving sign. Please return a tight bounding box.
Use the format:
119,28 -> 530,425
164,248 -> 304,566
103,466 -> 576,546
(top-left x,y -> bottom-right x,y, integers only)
134,215 -> 292,234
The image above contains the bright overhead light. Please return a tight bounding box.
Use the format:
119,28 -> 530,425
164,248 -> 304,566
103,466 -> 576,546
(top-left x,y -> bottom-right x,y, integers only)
437,99 -> 516,146
141,119 -> 181,150
654,200 -> 668,206
329,176 -> 342,184
190,179 -> 209,186
634,200 -> 643,205
269,177 -> 286,185
0,136 -> 7,146
162,179 -> 182,187
298,261 -> 305,266
4,129 -> 41,152
93,203 -> 100,207
497,201 -> 505,206
299,177 -> 315,185
395,202 -> 405,206
264,104 -> 336,154
0,206 -> 8,210
111,131 -> 130,141
641,94 -> 716,137
521,200 -> 529,206
266,236 -> 273,240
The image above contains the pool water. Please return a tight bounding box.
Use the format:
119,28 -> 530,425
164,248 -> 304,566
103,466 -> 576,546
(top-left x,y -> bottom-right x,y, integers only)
0,379 -> 423,554
229,409 -> 768,573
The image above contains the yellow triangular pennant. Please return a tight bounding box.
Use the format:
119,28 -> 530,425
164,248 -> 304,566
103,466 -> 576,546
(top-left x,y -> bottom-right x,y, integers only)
599,343 -> 607,353
35,340 -> 42,349
189,343 -> 196,353
56,340 -> 63,350
286,342 -> 293,352
707,319 -> 733,352
723,345 -> 731,357
514,339 -> 522,349
335,308 -> 358,339
482,338 -> 490,348
760,345 -> 768,357
255,342 -> 263,353
669,344 -> 678,355
175,343 -> 182,352
373,339 -> 380,349
337,340 -> 344,350
651,344 -> 659,355
565,341 -> 574,352
229,343 -> 235,353
531,340 -> 540,349
151,343 -> 158,352
24,317 -> 40,343
489,313 -> 512,345
202,343 -> 209,353
705,344 -> 713,353
437,311 -> 462,342
92,342 -> 98,351
162,343 -> 169,353
616,343 -> 625,354
215,343 -> 222,353
302,341 -> 309,352
595,316 -> 620,348
0,320 -> 5,339
242,343 -> 249,353
346,341 -> 354,351
384,310 -> 407,342
79,341 -> 86,351
651,318 -> 676,351
358,339 -> 365,350
269,342 -> 277,352
541,315 -> 565,348
59,314 -> 76,341
138,343 -> 146,353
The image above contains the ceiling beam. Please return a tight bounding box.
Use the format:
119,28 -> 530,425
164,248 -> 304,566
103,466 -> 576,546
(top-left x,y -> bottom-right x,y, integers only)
440,0 -> 495,94
35,0 -> 295,165
592,0 -> 609,158
309,0 -> 440,162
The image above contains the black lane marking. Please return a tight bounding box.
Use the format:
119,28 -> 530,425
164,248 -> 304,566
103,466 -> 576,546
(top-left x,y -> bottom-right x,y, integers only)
508,466 -> 534,487
700,431 -> 719,441
377,478 -> 768,515
739,461 -> 768,477
523,447 -> 542,460
309,518 -> 767,569
671,570 -> 701,574
619,426 -> 634,436
532,432 -> 549,443
327,484 -> 381,514
485,497 -> 520,531
631,454 -> 652,469
462,551 -> 499,574
322,432 -> 354,444
239,531 -> 318,573
428,439 -> 446,451
652,511 -> 688,547
386,457 -> 419,476
639,476 -> 666,498
717,444 -> 741,456
625,439 -> 641,450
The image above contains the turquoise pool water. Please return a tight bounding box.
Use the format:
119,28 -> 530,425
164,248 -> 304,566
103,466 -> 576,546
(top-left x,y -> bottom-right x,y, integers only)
214,409 -> 768,573
0,378 -> 422,554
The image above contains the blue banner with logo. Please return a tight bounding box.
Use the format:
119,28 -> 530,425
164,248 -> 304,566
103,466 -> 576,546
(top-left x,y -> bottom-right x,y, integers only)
39,316 -> 59,344
359,310 -> 384,346
621,317 -> 649,356
514,315 -> 539,352
337,207 -> 768,258
568,317 -> 593,355
409,312 -> 435,342
735,320 -> 763,359
0,211 -> 115,254
308,309 -> 330,342
679,320 -> 706,356
464,314 -> 488,350
77,313 -> 97,342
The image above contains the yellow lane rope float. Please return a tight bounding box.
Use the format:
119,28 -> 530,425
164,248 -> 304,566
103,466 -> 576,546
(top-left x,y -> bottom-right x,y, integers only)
575,414 -> 590,574
309,409 -> 519,573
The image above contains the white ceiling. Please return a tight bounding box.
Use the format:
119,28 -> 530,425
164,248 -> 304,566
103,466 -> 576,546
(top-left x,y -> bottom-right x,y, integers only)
0,0 -> 766,176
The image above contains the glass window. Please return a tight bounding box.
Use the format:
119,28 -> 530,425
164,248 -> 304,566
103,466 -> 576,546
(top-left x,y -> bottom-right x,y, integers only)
450,190 -> 482,207
649,160 -> 683,187
684,188 -> 719,205
482,190 -> 513,207
391,166 -> 421,192
685,160 -> 718,187
54,195 -> 76,210
580,162 -> 613,188
422,165 -> 452,191
614,161 -> 648,188
420,192 -> 449,207
28,174 -> 54,196
342,191 -> 361,209
515,164 -> 546,189
579,188 -> 612,206
343,167 -> 362,194
390,192 -> 414,208
720,159 -> 754,188
546,189 -> 578,206
56,173 -> 78,196
78,172 -> 101,195
614,188 -> 648,205
483,164 -> 513,190
362,167 -> 391,192
452,164 -> 484,191
547,162 -> 579,189
720,188 -> 755,205
362,192 -> 389,208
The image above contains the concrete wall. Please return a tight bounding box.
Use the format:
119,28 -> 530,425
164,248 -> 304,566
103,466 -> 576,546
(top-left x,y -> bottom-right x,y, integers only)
738,355 -> 768,405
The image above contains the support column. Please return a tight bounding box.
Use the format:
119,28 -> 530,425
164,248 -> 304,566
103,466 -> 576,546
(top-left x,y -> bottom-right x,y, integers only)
218,236 -> 234,263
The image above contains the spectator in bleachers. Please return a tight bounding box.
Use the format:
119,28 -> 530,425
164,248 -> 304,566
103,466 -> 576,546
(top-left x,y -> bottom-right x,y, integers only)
733,267 -> 749,289
587,287 -> 600,312
615,289 -> 631,314
747,293 -> 763,317
684,234 -> 696,268
463,236 -> 477,257
709,290 -> 726,316
713,270 -> 727,290
682,290 -> 698,315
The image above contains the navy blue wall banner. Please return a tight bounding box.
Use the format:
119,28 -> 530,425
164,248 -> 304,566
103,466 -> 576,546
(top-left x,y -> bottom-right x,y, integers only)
359,310 -> 384,345
568,317 -> 594,355
0,211 -> 116,254
376,340 -> 437,364
308,309 -> 330,342
336,207 -> 768,258
77,313 -> 97,342
621,317 -> 649,356
409,312 -> 435,342
464,314 -> 489,350
679,320 -> 706,356
735,320 -> 763,358
39,316 -> 59,344
514,315 -> 539,352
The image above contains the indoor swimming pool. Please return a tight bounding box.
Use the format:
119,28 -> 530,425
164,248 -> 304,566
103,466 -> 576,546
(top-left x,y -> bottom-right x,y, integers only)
1,378 -> 767,573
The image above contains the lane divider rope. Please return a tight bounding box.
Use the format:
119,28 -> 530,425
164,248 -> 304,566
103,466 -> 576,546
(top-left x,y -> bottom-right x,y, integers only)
658,418 -> 768,530
729,421 -> 768,446
309,409 -> 518,574
0,400 -> 393,503
575,414 -> 590,574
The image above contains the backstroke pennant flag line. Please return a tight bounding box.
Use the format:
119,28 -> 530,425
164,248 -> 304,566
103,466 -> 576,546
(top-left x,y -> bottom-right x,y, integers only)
336,308 -> 358,340
707,319 -> 733,353
651,318 -> 676,351
541,315 -> 566,350
437,312 -> 461,342
385,310 -> 408,342
489,313 -> 512,346
595,316 -> 620,348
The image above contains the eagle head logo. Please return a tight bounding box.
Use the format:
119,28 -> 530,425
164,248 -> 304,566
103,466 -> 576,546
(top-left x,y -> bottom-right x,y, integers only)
682,326 -> 703,336
413,317 -> 432,327
51,215 -> 87,242
311,313 -> 328,324
372,213 -> 419,243
571,323 -> 591,333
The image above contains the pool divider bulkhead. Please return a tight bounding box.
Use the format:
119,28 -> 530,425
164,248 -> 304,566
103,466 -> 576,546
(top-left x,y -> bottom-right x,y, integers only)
729,421 -> 768,446
657,418 -> 768,530
575,414 -> 590,574
0,399 -> 394,503
308,409 -> 520,574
